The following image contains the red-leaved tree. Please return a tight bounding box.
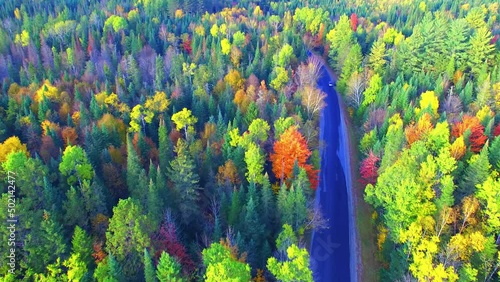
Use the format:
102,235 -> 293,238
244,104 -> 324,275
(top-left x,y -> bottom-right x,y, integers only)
350,13 -> 358,32
182,38 -> 192,54
359,151 -> 379,186
452,115 -> 488,153
493,123 -> 500,137
270,126 -> 319,189
151,217 -> 195,275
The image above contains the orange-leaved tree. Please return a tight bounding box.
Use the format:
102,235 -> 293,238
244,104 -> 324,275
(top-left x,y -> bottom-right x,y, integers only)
452,115 -> 488,153
270,126 -> 318,189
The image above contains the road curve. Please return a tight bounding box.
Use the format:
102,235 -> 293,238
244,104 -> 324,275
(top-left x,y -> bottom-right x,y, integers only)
310,66 -> 359,282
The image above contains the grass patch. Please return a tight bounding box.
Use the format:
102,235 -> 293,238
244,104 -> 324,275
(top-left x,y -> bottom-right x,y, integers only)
343,101 -> 381,282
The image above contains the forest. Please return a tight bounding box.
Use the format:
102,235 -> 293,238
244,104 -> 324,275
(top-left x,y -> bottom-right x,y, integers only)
0,0 -> 499,281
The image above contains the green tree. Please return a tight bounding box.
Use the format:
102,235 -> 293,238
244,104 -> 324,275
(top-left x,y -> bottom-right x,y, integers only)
156,251 -> 183,282
232,31 -> 246,48
274,117 -> 296,138
106,198 -> 151,276
63,186 -> 88,228
267,244 -> 313,282
244,118 -> 270,144
270,67 -> 289,91
23,211 -> 67,274
467,27 -> 495,75
144,248 -> 157,282
104,15 -> 128,33
368,40 -> 386,74
476,174 -> 500,235
168,139 -> 201,226
244,142 -> 265,184
202,242 -> 251,281
59,145 -> 94,186
458,143 -> 491,200
94,255 -> 124,282
326,14 -> 355,72
64,227 -> 93,281
337,43 -> 362,95
127,135 -> 145,200
274,44 -> 294,67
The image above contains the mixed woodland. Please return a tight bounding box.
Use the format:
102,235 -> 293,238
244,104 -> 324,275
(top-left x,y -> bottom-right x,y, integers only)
0,0 -> 499,281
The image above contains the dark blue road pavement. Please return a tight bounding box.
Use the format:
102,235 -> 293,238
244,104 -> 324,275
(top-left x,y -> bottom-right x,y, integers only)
310,67 -> 354,282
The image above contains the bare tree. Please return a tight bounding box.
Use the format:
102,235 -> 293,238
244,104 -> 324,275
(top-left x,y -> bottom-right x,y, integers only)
296,55 -> 323,87
347,71 -> 367,108
305,202 -> 329,232
442,87 -> 463,123
300,85 -> 327,119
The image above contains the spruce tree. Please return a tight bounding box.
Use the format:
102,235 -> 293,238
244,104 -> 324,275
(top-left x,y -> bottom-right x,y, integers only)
144,248 -> 157,282
127,134 -> 142,198
156,251 -> 183,282
168,139 -> 201,227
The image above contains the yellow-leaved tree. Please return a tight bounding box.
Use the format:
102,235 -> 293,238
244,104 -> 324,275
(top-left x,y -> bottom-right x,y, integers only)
0,136 -> 29,163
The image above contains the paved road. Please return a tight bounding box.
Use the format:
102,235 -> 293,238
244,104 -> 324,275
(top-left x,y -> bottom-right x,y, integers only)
310,67 -> 357,282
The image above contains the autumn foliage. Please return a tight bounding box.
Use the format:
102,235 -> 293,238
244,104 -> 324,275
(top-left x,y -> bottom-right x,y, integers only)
359,151 -> 379,186
217,160 -> 240,186
152,221 -> 195,275
452,115 -> 488,153
270,126 -> 318,189
350,13 -> 358,31
493,123 -> 500,137
405,113 -> 434,145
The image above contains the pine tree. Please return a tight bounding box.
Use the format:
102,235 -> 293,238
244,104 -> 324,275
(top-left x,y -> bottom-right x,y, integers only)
107,254 -> 125,282
147,178 -> 162,227
127,134 -> 143,199
277,184 -> 294,228
467,27 -> 495,76
458,143 -> 491,200
155,55 -> 165,91
168,139 -> 201,226
64,226 -> 93,281
144,248 -> 157,282
158,120 -> 172,174
337,43 -> 362,95
106,198 -> 151,277
368,40 -> 386,74
489,136 -> 500,170
156,251 -> 183,282
261,175 -> 276,235
227,188 -> 242,228
71,226 -> 93,269
63,186 -> 88,228
243,195 -> 265,267
24,211 -> 67,273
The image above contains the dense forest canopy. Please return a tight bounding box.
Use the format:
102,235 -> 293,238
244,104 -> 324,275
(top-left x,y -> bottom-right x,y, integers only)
0,0 -> 499,281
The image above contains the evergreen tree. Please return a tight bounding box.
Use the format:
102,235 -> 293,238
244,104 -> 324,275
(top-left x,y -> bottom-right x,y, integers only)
147,178 -> 162,227
144,248 -> 157,282
64,227 -> 93,281
127,134 -> 143,199
467,27 -> 495,75
106,198 -> 151,277
158,120 -> 172,174
71,226 -> 93,269
457,143 -> 491,200
107,254 -> 125,282
63,186 -> 88,228
168,139 -> 201,226
156,251 -> 183,282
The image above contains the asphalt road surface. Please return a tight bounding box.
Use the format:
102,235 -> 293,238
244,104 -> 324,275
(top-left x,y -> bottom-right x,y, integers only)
310,67 -> 357,282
